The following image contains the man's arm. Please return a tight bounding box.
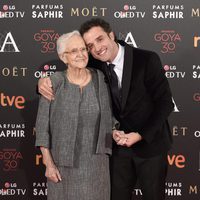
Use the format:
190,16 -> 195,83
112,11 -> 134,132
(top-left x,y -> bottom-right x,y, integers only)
38,77 -> 54,100
138,52 -> 174,144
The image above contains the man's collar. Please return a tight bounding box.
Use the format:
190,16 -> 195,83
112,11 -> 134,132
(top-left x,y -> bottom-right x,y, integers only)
107,43 -> 124,65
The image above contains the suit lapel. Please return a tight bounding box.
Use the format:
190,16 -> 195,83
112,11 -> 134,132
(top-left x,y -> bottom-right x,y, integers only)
121,44 -> 134,111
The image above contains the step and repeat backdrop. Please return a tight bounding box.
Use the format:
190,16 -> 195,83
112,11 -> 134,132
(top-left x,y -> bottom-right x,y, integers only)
0,0 -> 200,199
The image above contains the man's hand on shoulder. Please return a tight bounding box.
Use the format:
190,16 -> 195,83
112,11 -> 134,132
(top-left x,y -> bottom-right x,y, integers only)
38,77 -> 54,100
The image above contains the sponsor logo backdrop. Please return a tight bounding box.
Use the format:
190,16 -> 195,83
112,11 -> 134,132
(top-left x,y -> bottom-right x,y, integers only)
0,0 -> 199,199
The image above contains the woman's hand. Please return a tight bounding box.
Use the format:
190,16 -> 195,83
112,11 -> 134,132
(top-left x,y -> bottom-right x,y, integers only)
45,164 -> 62,183
112,130 -> 127,146
40,146 -> 62,183
112,130 -> 142,147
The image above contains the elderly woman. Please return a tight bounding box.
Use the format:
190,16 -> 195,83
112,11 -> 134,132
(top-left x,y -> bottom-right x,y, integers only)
35,31 -> 113,200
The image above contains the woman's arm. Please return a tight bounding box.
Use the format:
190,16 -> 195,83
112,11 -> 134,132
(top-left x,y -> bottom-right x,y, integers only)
40,146 -> 62,183
35,95 -> 61,183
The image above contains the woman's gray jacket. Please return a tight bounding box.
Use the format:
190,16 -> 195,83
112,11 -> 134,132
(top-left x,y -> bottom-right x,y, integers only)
35,69 -> 113,167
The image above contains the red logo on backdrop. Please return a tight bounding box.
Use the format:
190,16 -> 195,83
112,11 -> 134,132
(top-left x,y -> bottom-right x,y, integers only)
113,4 -> 145,19
0,182 -> 26,196
34,64 -> 57,79
35,154 -> 44,166
168,154 -> 185,168
0,149 -> 23,171
0,4 -> 25,19
193,93 -> 200,102
164,64 -> 186,79
154,30 -> 181,53
0,5 -> 13,17
33,29 -> 60,53
194,36 -> 200,47
0,92 -> 25,109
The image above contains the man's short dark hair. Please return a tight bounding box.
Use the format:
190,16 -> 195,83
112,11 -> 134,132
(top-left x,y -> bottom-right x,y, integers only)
79,18 -> 112,36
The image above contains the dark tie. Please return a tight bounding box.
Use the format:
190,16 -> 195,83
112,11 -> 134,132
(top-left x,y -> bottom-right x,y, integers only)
107,63 -> 121,111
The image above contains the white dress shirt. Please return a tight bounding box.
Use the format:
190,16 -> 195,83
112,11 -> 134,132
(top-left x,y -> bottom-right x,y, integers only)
108,43 -> 125,88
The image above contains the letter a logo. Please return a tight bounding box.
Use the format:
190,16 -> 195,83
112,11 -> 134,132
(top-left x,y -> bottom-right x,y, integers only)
0,32 -> 20,52
125,32 -> 138,48
172,97 -> 179,112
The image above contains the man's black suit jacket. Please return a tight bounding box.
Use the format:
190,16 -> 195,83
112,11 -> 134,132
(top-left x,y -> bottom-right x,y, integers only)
88,40 -> 174,158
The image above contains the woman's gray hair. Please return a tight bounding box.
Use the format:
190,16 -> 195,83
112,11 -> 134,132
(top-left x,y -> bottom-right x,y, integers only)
57,30 -> 81,55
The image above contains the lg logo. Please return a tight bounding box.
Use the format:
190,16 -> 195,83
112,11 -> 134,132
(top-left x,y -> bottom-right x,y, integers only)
193,93 -> 200,102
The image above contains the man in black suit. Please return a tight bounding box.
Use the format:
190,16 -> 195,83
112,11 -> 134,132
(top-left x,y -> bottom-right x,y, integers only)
38,18 -> 174,200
